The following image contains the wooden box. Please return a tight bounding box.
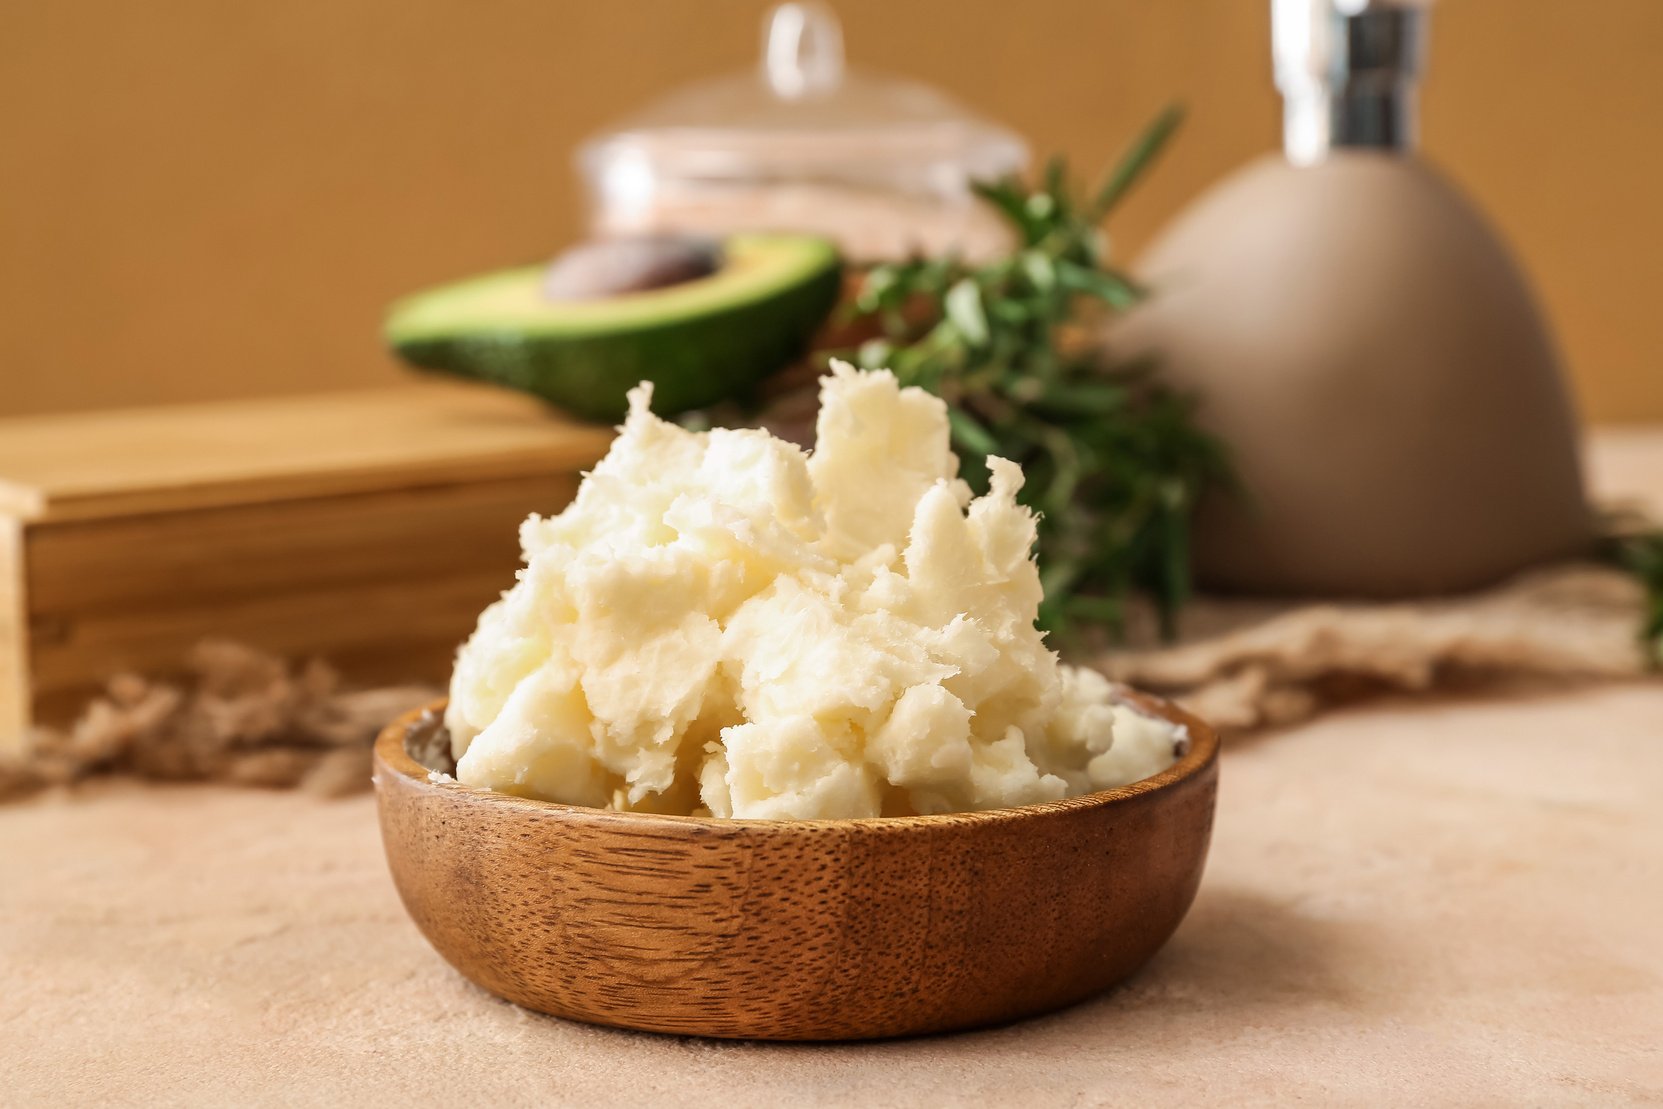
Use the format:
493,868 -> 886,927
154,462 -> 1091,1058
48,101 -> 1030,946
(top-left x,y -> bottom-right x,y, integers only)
0,382 -> 614,752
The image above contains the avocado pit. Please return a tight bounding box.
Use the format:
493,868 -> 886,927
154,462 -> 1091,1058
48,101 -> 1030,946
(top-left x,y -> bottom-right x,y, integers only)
542,235 -> 722,301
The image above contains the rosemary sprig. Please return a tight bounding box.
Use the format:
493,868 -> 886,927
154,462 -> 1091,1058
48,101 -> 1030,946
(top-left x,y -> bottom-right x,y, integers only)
1600,525 -> 1663,666
828,106 -> 1232,641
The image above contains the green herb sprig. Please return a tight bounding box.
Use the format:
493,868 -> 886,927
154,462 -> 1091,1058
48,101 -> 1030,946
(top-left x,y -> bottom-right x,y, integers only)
830,106 -> 1231,640
1600,525 -> 1663,666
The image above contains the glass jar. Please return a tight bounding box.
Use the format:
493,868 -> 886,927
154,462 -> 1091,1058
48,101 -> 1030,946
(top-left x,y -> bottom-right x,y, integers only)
578,2 -> 1028,265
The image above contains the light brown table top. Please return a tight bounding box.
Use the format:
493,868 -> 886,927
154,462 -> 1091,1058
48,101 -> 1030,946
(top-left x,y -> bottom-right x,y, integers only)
5,429 -> 1662,1106
5,683 -> 1660,1107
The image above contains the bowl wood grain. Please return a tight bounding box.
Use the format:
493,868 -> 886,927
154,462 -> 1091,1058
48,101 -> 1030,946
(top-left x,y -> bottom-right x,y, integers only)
374,694 -> 1218,1041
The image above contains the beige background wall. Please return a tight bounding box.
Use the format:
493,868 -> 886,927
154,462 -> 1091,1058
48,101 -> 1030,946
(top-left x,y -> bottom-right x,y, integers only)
2,0 -> 1659,421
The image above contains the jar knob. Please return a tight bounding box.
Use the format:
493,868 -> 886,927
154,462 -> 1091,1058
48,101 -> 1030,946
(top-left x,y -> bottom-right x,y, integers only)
761,2 -> 845,100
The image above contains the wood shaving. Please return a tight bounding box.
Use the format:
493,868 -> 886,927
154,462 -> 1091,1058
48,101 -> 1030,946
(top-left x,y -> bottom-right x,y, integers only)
0,640 -> 436,801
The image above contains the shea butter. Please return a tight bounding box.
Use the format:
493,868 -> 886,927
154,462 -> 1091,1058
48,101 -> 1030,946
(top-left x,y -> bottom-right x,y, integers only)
447,364 -> 1181,818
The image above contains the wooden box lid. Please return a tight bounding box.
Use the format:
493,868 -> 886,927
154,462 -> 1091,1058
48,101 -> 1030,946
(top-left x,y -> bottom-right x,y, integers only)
0,381 -> 617,524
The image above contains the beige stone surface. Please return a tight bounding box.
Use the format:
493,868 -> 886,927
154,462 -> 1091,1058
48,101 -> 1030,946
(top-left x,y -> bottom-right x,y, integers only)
4,684 -> 1661,1107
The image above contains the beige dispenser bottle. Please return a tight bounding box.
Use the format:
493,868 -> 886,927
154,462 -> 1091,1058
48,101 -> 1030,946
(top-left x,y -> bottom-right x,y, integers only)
1113,0 -> 1591,597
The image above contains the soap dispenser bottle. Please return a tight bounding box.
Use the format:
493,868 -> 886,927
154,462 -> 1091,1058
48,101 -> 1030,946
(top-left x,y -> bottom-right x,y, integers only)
1113,0 -> 1591,597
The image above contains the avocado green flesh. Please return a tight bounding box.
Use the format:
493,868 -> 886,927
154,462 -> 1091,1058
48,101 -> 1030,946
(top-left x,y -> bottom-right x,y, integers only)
386,234 -> 841,423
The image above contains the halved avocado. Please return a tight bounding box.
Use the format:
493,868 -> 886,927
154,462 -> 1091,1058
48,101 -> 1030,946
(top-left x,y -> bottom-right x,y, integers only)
385,233 -> 841,422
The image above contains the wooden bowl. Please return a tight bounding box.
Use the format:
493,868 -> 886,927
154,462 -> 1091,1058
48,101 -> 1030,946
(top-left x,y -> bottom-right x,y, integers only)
373,694 -> 1219,1041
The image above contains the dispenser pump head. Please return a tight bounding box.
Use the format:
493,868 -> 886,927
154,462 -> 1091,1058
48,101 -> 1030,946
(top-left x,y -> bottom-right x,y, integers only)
1273,0 -> 1426,165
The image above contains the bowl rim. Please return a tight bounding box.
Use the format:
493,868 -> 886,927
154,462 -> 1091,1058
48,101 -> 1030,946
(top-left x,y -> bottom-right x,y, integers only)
374,690 -> 1218,832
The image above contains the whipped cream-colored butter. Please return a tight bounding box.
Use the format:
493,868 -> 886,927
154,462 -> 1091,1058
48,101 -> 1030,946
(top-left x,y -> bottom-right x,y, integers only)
446,364 -> 1180,819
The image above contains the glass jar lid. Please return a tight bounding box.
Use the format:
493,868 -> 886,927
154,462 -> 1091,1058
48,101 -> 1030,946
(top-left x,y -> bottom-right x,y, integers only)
579,3 -> 1028,189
